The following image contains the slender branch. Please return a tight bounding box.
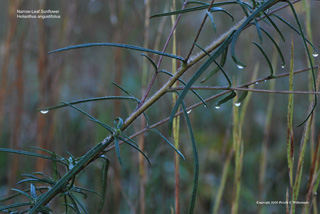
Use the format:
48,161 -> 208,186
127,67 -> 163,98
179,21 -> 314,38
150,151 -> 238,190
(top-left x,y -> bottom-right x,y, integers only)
171,86 -> 320,95
139,0 -> 189,107
185,0 -> 216,62
104,66 -> 317,153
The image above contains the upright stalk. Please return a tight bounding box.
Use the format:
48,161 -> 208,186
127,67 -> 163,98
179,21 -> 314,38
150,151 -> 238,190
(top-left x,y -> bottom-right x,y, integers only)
171,1 -> 181,213
138,1 -> 151,213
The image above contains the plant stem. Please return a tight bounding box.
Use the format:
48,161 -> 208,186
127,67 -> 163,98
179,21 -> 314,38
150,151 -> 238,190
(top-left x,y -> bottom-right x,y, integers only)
138,0 -> 189,107
185,0 -> 216,62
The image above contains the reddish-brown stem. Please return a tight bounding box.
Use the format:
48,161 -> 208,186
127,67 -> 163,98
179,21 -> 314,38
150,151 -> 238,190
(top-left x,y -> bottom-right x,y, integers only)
185,0 -> 216,62
138,0 -> 189,108
104,66 -> 316,153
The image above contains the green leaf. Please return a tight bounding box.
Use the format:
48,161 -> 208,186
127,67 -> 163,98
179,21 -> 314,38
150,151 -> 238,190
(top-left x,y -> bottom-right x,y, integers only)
70,193 -> 89,214
114,117 -> 124,130
201,46 -> 228,83
141,53 -> 158,72
213,60 -> 232,87
0,202 -> 31,211
10,188 -> 33,200
206,11 -> 217,32
159,70 -> 207,106
118,135 -> 151,166
235,88 -> 249,105
231,0 -> 278,68
215,91 -> 237,109
169,31 -> 235,134
263,12 -> 285,41
186,1 -> 209,6
114,137 -> 122,165
62,101 -> 115,134
254,19 -> 263,44
48,43 -> 184,61
19,174 -> 55,185
39,96 -> 139,112
98,156 -> 109,213
111,82 -> 135,97
151,129 -> 185,160
181,102 -> 199,214
260,27 -> 285,68
272,14 -> 318,54
252,41 -> 274,77
0,148 -> 65,165
286,1 -> 317,126
68,194 -> 82,214
210,7 -> 234,21
28,146 -> 64,160
151,1 -> 250,18
30,184 -> 37,199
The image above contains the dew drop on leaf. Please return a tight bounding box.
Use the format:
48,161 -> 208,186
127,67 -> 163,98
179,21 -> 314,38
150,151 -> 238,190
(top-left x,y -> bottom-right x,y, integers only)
215,105 -> 221,109
237,64 -> 244,70
40,110 -> 49,114
235,102 -> 241,107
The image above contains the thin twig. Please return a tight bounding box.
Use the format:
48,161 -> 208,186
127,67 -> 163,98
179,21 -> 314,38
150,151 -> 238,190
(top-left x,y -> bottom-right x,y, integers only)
104,66 -> 317,153
139,0 -> 189,107
185,0 -> 216,62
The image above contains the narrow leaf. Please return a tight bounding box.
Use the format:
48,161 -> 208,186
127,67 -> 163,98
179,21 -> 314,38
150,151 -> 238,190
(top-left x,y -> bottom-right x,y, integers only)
181,102 -> 199,214
287,1 -> 317,126
260,27 -> 285,68
206,11 -> 216,32
263,12 -> 285,41
118,135 -> 151,166
159,70 -> 207,106
98,157 -> 109,213
70,193 -> 89,214
48,43 -> 185,61
114,137 -> 122,165
252,41 -> 274,77
210,7 -> 234,21
39,96 -> 139,112
169,31 -> 235,134
0,202 -> 31,211
201,46 -> 228,83
0,148 -> 65,165
231,0 -> 278,68
10,188 -> 33,200
141,53 -> 158,72
215,91 -> 237,108
151,129 -> 185,160
272,14 -> 318,57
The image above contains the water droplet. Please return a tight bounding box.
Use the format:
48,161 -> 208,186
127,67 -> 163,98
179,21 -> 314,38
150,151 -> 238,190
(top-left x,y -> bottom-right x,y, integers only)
255,82 -> 259,85
204,105 -> 207,108
264,80 -> 267,82
235,102 -> 241,107
215,105 -> 221,109
40,110 -> 49,114
281,65 -> 285,69
237,64 -> 244,70
187,109 -> 192,114
313,53 -> 319,57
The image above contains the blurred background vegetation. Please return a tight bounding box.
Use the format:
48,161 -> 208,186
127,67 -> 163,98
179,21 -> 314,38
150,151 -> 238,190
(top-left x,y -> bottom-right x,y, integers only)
0,0 -> 320,213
